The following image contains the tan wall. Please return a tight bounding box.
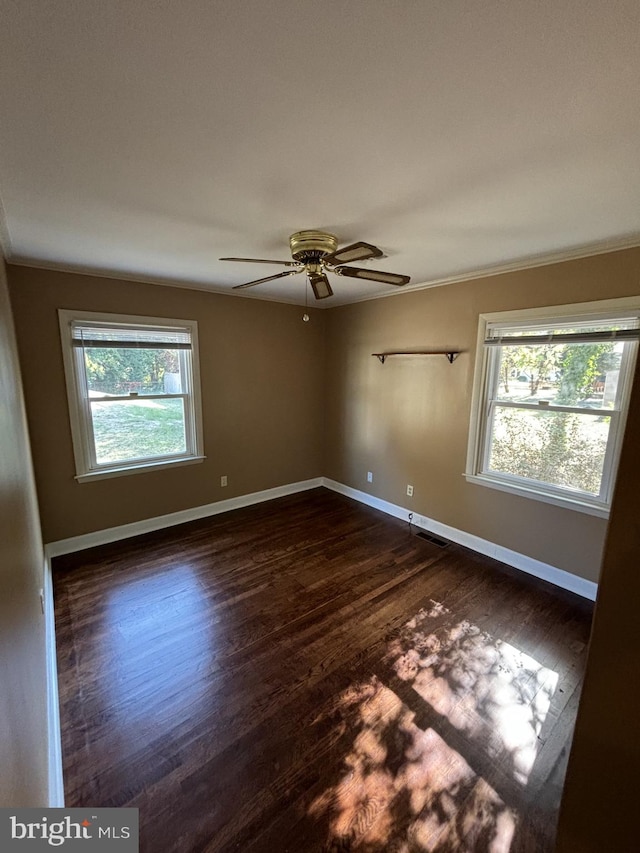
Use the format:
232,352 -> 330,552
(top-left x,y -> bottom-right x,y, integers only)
324,247 -> 640,582
8,248 -> 640,576
8,266 -> 326,543
555,352 -> 640,851
0,258 -> 49,805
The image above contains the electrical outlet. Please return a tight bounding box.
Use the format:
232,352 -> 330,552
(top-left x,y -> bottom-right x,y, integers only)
220,475 -> 228,487
407,484 -> 414,497
367,471 -> 373,483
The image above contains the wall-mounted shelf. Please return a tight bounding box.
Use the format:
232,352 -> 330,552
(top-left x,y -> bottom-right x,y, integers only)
372,351 -> 460,364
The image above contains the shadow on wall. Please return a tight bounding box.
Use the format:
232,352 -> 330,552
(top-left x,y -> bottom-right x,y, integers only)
309,602 -> 558,851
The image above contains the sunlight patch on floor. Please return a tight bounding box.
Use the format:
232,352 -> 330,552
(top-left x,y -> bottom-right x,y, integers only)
386,602 -> 558,786
309,600 -> 558,851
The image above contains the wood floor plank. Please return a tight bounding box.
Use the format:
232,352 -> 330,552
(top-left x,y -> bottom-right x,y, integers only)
54,487 -> 592,852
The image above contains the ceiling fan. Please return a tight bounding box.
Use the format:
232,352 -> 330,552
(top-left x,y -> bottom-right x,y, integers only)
220,230 -> 410,300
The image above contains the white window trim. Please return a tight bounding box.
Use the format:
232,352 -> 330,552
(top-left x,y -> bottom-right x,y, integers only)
465,296 -> 640,518
59,309 -> 205,481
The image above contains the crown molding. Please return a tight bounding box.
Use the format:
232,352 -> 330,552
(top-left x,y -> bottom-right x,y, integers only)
342,233 -> 640,306
6,232 -> 640,308
5,256 -> 308,308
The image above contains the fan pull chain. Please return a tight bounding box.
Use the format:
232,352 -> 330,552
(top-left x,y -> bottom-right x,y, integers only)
303,276 -> 310,323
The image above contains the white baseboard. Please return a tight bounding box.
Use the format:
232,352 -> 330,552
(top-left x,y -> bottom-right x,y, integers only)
43,554 -> 64,806
44,473 -> 598,602
45,478 -> 323,558
321,478 -> 598,601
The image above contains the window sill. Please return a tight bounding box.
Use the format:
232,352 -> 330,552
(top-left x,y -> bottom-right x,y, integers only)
464,472 -> 610,519
75,455 -> 206,483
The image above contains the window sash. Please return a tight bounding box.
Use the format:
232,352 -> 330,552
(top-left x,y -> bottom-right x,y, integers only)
88,397 -> 189,468
85,392 -> 188,403
476,333 -> 636,508
481,401 -> 618,502
74,345 -> 197,472
488,399 -> 619,416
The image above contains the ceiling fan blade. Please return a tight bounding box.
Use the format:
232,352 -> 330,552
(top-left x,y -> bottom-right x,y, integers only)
323,241 -> 384,266
232,269 -> 303,289
334,266 -> 410,286
308,272 -> 333,300
220,257 -> 300,267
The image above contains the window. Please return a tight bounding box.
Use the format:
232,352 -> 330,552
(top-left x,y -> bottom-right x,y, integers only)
59,310 -> 204,481
466,299 -> 639,516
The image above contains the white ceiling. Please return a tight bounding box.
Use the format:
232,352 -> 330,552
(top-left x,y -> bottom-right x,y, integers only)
1,0 -> 639,307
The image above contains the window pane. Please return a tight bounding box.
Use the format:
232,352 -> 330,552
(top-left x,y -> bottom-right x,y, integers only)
90,398 -> 187,464
488,407 -> 610,495
83,347 -> 185,395
495,342 -> 623,409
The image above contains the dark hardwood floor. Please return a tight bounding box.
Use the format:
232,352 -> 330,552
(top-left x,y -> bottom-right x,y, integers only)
53,488 -> 593,852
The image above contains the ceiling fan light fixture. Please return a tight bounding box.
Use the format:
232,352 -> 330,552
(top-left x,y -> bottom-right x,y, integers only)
309,272 -> 333,300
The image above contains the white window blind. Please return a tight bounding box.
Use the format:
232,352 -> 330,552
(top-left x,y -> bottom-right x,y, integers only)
71,322 -> 192,349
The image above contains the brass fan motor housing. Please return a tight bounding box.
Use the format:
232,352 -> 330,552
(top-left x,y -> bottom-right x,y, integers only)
289,230 -> 338,262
